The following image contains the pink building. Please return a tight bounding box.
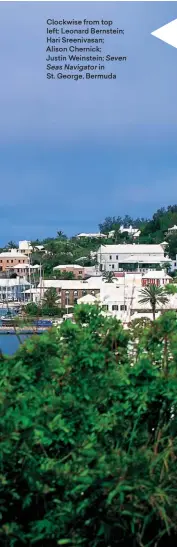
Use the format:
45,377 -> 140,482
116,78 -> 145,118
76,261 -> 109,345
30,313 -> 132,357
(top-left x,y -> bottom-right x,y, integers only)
142,270 -> 172,287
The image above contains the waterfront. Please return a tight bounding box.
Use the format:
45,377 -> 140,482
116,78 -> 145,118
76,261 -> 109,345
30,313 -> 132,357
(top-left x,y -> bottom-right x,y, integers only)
0,310 -> 38,354
0,334 -> 28,355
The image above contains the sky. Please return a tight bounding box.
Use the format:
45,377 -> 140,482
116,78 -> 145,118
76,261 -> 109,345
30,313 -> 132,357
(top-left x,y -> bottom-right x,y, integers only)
0,1 -> 177,243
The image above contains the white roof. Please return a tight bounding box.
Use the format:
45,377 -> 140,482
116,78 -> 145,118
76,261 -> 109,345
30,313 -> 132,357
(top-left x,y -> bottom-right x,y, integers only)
168,225 -> 177,230
77,233 -> 106,238
98,244 -> 165,254
38,277 -> 103,291
13,263 -> 40,269
77,294 -> 97,304
0,251 -> 27,258
53,264 -> 83,270
142,270 -> 172,279
0,278 -> 30,286
38,280 -> 86,290
13,263 -> 29,269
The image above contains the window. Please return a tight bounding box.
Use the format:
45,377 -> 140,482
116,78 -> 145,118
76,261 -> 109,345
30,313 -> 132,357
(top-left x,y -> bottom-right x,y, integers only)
82,290 -> 87,296
7,260 -> 9,263
112,305 -> 118,311
116,255 -> 118,260
79,271 -> 82,274
74,290 -> 78,296
109,255 -> 112,260
112,265 -> 114,269
120,305 -> 127,311
11,260 -> 13,263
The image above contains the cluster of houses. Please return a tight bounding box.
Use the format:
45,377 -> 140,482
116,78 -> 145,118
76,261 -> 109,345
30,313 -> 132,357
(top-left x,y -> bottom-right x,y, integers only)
0,235 -> 177,322
76,225 -> 141,239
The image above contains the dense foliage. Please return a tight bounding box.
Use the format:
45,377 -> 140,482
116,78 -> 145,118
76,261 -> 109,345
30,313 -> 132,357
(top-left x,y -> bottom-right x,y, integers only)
25,289 -> 65,317
1,306 -> 177,545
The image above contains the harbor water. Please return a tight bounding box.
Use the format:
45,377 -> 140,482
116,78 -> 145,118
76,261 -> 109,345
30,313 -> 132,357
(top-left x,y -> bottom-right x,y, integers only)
0,334 -> 28,355
0,308 -> 39,355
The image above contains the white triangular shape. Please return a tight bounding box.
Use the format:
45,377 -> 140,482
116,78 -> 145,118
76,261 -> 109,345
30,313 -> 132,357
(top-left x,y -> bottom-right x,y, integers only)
151,18 -> 177,49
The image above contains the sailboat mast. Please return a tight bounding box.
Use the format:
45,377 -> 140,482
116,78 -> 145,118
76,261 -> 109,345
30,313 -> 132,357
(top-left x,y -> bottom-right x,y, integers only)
28,254 -> 32,302
39,263 -> 42,303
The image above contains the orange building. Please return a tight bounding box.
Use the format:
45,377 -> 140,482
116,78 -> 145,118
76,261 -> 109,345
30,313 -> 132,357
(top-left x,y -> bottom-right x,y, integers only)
0,251 -> 28,272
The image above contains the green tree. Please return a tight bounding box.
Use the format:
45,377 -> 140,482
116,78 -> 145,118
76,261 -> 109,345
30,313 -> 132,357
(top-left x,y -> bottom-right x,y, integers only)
54,270 -> 75,280
103,271 -> 114,283
57,230 -> 67,240
5,240 -> 17,249
129,317 -> 152,362
165,283 -> 177,295
1,307 -> 177,545
139,284 -> 169,320
143,311 -> 177,374
42,288 -> 59,308
25,302 -> 39,316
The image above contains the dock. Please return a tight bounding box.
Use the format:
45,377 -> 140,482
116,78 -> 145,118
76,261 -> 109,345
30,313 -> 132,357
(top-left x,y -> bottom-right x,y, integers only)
0,327 -> 48,335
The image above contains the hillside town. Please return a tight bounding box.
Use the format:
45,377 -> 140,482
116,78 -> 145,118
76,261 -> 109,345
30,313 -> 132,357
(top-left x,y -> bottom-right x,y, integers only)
1,206 -> 177,324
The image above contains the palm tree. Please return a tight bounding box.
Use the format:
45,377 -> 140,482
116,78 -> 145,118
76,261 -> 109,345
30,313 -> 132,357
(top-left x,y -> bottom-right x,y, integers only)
138,284 -> 169,321
5,241 -> 17,249
57,231 -> 67,240
43,288 -> 58,308
103,271 -> 114,283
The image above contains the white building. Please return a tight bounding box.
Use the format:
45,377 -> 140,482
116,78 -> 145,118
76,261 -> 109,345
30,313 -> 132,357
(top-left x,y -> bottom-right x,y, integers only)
24,288 -> 41,304
108,226 -> 141,238
167,225 -> 177,234
97,244 -> 171,273
170,256 -> 177,273
119,225 -> 141,238
76,232 -> 106,239
0,278 -> 30,302
19,240 -> 33,255
19,241 -> 44,255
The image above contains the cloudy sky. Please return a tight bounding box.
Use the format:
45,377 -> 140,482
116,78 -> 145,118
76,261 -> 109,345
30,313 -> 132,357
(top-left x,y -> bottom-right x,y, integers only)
0,2 -> 176,243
